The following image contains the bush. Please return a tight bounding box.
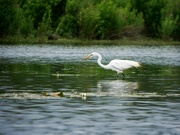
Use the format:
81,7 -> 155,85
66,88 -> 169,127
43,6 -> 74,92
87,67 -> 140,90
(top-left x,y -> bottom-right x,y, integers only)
159,0 -> 180,40
1,0 -> 179,41
22,0 -> 63,30
58,0 -> 144,40
14,6 -> 34,37
37,7 -> 52,36
160,15 -> 179,40
20,16 -> 34,37
0,0 -> 17,37
56,14 -> 78,38
78,4 -> 100,39
161,0 -> 180,40
96,1 -> 124,39
56,0 -> 80,38
95,1 -> 144,39
0,0 -> 34,37
122,2 -> 144,26
130,0 -> 165,37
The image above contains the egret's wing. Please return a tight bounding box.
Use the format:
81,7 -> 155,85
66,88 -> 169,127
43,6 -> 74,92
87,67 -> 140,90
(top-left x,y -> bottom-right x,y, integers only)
109,60 -> 140,71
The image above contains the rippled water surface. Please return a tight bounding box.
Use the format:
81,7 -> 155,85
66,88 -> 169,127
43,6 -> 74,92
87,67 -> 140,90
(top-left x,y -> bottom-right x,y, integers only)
0,45 -> 180,135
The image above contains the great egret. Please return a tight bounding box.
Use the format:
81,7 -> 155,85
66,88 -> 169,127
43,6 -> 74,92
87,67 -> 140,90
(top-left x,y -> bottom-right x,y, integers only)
84,52 -> 141,78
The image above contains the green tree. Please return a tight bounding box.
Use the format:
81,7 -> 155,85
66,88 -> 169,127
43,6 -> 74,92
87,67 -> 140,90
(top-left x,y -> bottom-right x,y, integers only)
22,0 -> 65,30
96,1 -> 123,39
0,0 -> 17,37
0,0 -> 33,37
56,0 -> 80,38
78,4 -> 100,39
131,0 -> 165,37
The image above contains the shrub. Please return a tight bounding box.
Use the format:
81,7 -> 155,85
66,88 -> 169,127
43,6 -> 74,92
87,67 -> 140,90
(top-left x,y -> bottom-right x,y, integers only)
56,0 -> 80,38
160,15 -> 179,40
0,0 -> 18,37
95,1 -> 144,39
78,4 -> 100,39
130,0 -> 165,37
161,0 -> 180,40
122,2 -> 144,26
56,14 -> 78,38
96,1 -> 124,39
20,16 -> 34,37
37,7 -> 52,36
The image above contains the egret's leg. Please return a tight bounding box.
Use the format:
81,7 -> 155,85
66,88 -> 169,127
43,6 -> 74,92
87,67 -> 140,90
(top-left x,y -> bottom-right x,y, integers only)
116,73 -> 125,79
116,74 -> 119,79
122,73 -> 125,78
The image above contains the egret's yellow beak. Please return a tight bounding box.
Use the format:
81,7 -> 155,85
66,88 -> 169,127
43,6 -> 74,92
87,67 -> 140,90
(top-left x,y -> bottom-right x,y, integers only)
83,54 -> 93,60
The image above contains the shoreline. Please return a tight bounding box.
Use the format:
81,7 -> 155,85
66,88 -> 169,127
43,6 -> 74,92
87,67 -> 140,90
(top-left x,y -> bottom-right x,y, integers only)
0,36 -> 179,46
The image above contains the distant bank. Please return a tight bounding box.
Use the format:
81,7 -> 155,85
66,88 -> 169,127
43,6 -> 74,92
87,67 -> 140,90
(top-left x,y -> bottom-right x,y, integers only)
0,36 -> 179,46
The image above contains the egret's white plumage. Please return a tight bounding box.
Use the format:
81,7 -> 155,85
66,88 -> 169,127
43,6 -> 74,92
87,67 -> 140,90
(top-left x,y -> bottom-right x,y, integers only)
84,52 -> 141,78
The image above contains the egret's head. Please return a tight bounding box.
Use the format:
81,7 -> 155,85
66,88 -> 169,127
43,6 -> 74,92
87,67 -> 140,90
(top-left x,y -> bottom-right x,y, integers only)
83,53 -> 93,60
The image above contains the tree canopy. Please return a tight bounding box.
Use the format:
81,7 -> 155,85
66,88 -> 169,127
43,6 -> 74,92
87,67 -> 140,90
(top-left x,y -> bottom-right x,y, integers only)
0,0 -> 179,40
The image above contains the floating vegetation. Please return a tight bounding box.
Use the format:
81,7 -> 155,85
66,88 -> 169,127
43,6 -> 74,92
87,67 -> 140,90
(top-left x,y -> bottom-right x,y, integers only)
42,91 -> 64,97
0,91 -> 180,100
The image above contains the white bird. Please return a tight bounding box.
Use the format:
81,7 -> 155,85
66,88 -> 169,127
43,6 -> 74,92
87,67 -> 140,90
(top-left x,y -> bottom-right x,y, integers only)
84,52 -> 141,78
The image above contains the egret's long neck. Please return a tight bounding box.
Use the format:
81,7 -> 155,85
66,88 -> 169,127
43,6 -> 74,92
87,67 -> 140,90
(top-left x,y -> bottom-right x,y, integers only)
97,55 -> 109,69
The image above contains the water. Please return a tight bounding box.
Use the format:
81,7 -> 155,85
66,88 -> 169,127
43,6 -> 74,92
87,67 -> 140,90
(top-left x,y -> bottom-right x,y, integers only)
0,45 -> 180,135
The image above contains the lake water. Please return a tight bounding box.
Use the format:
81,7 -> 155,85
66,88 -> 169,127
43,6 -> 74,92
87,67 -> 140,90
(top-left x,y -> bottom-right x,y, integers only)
0,45 -> 180,135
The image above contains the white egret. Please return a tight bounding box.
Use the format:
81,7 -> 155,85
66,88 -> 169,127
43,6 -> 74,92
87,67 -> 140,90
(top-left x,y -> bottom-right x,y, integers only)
84,52 -> 141,78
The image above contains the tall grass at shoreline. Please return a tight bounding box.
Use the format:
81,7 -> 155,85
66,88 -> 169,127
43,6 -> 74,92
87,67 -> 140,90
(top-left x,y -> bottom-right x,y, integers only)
0,36 -> 179,45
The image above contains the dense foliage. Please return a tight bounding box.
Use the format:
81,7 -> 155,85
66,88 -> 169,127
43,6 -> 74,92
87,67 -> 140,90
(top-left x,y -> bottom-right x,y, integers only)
0,0 -> 179,40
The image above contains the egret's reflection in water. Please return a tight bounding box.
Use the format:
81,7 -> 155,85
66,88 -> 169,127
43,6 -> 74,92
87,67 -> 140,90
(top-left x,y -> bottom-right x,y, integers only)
97,80 -> 139,96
